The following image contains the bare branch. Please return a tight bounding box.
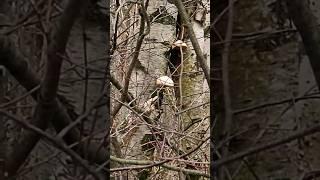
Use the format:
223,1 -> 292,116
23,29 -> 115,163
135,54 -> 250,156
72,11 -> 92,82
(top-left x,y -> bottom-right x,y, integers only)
172,0 -> 210,86
110,136 -> 210,177
6,0 -> 90,176
110,156 -> 210,178
0,110 -> 102,180
111,0 -> 150,118
213,121 -> 320,168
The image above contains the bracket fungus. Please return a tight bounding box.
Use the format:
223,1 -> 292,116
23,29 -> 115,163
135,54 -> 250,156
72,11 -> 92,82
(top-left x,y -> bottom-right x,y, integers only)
143,76 -> 175,115
143,96 -> 159,113
171,40 -> 188,50
156,76 -> 174,87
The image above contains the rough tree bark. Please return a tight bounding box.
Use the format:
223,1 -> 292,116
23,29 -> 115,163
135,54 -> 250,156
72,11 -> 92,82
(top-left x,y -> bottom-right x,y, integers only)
0,66 -> 7,179
285,0 -> 320,89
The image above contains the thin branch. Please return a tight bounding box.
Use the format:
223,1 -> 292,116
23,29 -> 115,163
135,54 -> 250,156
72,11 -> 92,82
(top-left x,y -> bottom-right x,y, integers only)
0,3 -> 108,177
7,0 -> 89,176
213,121 -> 320,168
172,0 -> 210,86
57,92 -> 104,138
233,94 -> 320,115
110,136 -> 210,178
175,101 -> 209,115
0,85 -> 39,108
110,74 -> 136,106
110,156 -> 209,178
0,110 -> 102,180
111,0 -> 150,118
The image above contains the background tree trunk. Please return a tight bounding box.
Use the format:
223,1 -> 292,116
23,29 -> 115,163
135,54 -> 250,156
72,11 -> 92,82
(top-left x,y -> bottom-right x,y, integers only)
213,0 -> 320,179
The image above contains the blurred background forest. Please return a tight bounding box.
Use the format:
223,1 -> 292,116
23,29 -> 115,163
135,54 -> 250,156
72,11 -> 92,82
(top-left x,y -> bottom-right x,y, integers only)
213,0 -> 320,180
0,0 -> 109,179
